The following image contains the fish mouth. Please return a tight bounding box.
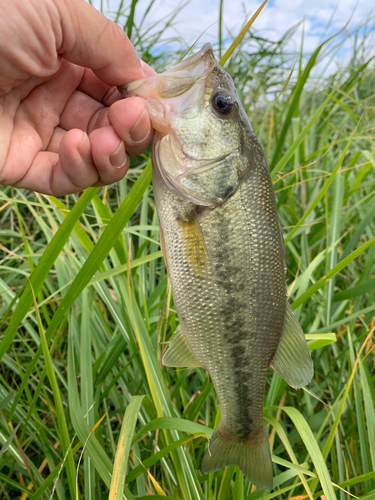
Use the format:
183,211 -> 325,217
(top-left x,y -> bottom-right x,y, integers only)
119,43 -> 216,100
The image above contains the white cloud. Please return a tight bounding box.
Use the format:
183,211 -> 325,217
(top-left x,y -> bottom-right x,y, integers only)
92,0 -> 375,68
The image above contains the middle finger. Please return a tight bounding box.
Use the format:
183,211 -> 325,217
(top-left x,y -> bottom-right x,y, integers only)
59,90 -> 109,132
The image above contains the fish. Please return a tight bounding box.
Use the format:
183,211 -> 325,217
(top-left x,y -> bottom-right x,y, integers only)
119,43 -> 313,491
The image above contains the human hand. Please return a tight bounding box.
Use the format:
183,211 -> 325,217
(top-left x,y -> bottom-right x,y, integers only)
0,0 -> 155,196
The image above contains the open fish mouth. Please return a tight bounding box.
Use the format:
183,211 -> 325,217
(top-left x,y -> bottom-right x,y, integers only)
117,44 -> 229,138
119,44 -> 216,100
119,44 -> 245,206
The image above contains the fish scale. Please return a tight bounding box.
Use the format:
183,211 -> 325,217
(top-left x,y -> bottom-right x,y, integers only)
154,157 -> 285,438
119,42 -> 313,491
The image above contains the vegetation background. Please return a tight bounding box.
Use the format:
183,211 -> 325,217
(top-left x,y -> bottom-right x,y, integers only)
0,1 -> 374,499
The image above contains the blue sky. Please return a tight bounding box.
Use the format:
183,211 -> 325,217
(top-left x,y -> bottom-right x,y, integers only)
93,0 -> 375,64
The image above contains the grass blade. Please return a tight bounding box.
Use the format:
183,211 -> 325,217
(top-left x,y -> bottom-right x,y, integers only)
292,234 -> 375,309
285,122 -> 357,244
219,0 -> 268,66
270,27 -> 347,168
32,292 -> 76,498
109,396 -> 145,500
280,407 -> 336,500
0,188 -> 98,361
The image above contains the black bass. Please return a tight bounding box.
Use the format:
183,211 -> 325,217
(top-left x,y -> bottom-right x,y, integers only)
119,44 -> 313,491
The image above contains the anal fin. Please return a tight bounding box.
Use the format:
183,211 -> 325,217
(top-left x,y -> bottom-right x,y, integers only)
270,302 -> 313,389
162,325 -> 202,368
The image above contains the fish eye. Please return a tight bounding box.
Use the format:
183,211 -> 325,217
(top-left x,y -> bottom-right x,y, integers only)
212,92 -> 233,114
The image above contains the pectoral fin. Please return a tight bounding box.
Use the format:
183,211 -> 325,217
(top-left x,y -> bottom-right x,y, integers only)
162,325 -> 202,368
270,302 -> 313,389
178,211 -> 209,275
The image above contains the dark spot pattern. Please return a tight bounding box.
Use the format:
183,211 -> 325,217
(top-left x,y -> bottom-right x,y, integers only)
210,210 -> 255,438
153,127 -> 288,444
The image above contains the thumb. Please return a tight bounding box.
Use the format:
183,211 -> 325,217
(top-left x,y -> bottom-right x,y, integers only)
56,0 -> 146,86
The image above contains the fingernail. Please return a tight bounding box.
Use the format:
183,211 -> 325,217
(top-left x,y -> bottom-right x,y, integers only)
129,109 -> 150,143
109,140 -> 127,168
77,131 -> 92,164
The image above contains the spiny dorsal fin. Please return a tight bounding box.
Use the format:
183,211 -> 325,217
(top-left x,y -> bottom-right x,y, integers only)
162,325 -> 202,368
270,302 -> 313,389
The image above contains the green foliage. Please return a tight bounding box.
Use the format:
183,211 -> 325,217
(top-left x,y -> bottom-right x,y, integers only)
1,2 -> 375,499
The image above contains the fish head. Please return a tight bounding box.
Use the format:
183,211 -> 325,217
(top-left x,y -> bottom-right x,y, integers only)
119,43 -> 254,206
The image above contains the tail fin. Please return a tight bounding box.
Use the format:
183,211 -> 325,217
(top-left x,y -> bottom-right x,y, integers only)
201,424 -> 273,491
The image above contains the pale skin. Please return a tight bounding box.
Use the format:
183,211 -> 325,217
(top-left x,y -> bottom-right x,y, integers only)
0,0 -> 155,196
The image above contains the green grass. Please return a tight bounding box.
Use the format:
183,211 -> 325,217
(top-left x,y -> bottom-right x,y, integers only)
1,2 -> 375,499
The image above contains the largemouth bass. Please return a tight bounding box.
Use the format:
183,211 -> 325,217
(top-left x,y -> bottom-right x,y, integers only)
120,43 -> 313,491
